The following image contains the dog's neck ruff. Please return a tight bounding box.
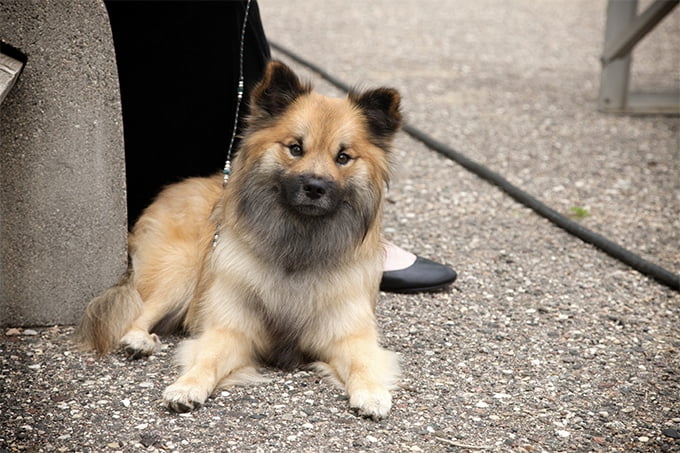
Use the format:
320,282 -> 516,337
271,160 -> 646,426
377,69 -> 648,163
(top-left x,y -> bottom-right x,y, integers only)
214,0 -> 251,249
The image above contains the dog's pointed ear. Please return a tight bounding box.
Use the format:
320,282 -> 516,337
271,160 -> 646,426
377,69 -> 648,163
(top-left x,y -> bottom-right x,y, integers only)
249,60 -> 311,119
350,88 -> 402,146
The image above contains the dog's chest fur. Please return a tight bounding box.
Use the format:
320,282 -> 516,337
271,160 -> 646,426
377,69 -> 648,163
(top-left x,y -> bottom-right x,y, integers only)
248,270 -> 338,369
210,214 -> 370,364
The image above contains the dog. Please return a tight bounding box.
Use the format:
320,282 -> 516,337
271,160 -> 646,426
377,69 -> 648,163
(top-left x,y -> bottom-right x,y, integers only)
78,60 -> 402,419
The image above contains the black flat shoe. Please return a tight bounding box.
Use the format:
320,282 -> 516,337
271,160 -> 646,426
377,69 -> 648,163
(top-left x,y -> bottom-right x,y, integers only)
380,256 -> 457,293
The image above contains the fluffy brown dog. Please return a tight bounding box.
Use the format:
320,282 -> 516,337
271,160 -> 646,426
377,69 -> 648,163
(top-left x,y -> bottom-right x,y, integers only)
79,61 -> 402,419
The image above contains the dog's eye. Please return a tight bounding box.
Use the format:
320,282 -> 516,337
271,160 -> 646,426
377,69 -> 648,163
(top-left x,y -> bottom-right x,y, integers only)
336,151 -> 352,166
288,143 -> 303,157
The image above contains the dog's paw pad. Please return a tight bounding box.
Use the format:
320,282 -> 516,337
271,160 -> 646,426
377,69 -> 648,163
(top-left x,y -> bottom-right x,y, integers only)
162,383 -> 208,414
124,346 -> 147,361
349,388 -> 392,420
167,400 -> 200,414
121,331 -> 161,359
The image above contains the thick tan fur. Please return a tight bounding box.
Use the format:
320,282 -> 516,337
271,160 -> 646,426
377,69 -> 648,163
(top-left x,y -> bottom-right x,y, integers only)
78,61 -> 402,419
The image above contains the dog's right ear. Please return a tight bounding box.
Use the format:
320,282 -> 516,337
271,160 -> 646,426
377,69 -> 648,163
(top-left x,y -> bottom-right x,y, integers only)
249,61 -> 311,120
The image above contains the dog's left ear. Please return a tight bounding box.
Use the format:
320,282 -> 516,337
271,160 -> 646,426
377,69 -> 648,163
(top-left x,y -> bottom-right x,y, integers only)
249,60 -> 311,120
350,88 -> 402,146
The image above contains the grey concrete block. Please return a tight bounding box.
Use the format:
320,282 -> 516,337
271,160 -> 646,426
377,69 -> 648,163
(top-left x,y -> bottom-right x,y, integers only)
0,0 -> 127,326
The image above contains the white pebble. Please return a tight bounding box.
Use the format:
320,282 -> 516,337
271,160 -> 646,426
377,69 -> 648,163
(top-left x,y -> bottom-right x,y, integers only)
555,430 -> 570,438
366,435 -> 378,443
475,401 -> 489,408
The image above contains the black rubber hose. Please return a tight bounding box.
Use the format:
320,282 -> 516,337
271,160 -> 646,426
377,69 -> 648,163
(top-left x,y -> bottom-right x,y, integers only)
270,41 -> 680,291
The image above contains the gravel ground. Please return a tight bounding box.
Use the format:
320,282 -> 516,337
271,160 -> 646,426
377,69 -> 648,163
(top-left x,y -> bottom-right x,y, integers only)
1,1 -> 679,452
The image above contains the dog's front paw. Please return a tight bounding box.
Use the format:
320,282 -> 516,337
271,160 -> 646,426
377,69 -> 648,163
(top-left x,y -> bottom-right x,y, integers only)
349,387 -> 392,420
121,330 -> 161,360
162,381 -> 209,413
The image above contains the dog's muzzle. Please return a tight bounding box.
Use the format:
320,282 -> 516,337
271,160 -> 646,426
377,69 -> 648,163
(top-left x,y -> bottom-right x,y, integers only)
282,174 -> 341,216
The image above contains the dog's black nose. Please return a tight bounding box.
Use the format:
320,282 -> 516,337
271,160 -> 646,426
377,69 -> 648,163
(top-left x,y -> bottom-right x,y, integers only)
303,177 -> 328,200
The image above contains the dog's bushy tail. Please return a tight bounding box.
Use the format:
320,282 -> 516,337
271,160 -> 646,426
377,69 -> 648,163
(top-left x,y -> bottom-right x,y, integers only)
77,272 -> 143,355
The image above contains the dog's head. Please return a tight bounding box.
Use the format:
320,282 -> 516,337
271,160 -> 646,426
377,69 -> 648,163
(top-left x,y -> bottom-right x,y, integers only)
231,61 -> 401,268
241,61 -> 401,217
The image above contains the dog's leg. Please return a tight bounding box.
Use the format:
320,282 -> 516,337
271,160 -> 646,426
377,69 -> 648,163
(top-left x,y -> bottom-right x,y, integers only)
326,328 -> 400,420
119,297 -> 168,359
162,327 -> 253,413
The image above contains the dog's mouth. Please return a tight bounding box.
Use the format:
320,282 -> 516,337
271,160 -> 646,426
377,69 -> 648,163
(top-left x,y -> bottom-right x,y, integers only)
289,203 -> 335,217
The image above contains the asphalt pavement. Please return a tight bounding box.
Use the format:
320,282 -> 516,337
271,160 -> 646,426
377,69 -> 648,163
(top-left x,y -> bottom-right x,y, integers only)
1,1 -> 678,452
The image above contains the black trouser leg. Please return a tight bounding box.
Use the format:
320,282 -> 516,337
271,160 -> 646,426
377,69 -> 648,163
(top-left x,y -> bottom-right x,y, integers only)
104,0 -> 270,227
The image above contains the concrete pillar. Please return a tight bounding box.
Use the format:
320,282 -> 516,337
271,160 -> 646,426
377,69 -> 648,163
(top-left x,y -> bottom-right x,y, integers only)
0,0 -> 127,326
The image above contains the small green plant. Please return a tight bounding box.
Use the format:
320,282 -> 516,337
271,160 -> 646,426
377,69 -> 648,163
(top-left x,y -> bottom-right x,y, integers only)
569,206 -> 590,219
